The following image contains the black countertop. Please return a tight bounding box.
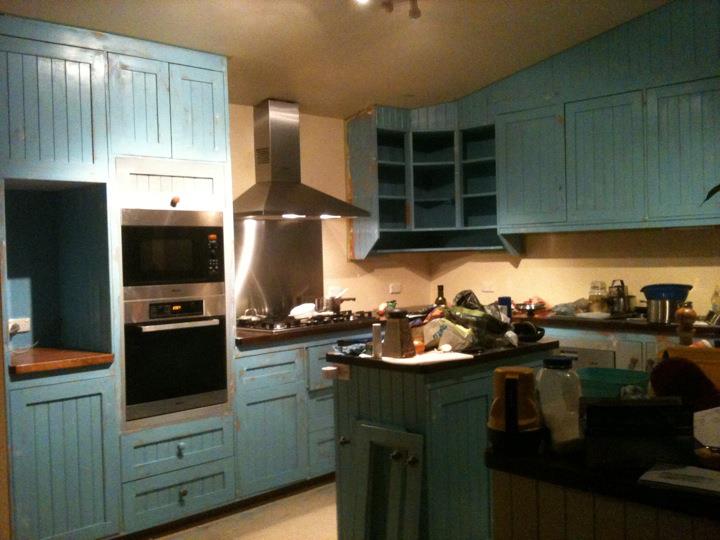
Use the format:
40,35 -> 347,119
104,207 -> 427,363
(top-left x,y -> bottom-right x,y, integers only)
326,340 -> 558,373
235,319 -> 375,347
514,314 -> 720,338
486,450 -> 720,522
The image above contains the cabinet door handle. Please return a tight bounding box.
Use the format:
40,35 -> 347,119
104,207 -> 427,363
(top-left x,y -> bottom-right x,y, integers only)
177,442 -> 186,458
338,436 -> 351,446
406,455 -> 419,466
390,450 -> 403,461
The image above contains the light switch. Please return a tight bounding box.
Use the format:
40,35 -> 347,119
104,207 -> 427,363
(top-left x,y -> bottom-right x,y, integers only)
8,317 -> 31,335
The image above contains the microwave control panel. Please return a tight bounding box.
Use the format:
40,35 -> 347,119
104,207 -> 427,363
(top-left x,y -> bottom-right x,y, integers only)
208,233 -> 221,274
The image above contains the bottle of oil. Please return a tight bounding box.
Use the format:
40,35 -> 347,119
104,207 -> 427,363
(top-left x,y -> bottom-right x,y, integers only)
434,285 -> 447,307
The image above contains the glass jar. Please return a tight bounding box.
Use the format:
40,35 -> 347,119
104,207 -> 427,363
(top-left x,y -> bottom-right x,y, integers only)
588,280 -> 608,313
536,356 -> 582,453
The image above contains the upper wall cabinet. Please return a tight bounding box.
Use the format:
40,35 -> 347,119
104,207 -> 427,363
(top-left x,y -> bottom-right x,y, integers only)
169,64 -> 227,161
565,92 -> 645,225
108,54 -> 172,158
0,36 -> 108,182
109,59 -> 227,161
496,105 -> 566,228
646,77 -> 720,222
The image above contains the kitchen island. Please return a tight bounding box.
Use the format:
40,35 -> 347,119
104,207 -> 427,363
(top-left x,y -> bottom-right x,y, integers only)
327,340 -> 558,540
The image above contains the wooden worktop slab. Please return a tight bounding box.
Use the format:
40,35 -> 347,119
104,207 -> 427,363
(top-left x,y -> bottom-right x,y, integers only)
9,347 -> 114,375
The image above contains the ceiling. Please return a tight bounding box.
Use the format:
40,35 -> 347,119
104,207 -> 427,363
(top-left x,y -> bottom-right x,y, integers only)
0,0 -> 669,118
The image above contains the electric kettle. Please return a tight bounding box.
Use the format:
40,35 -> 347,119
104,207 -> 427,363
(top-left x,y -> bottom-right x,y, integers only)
487,366 -> 544,454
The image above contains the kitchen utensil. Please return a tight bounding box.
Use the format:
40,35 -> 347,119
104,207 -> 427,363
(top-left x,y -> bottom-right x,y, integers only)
608,279 -> 631,314
383,309 -> 415,358
646,299 -> 682,323
487,366 -> 544,454
641,283 -> 693,301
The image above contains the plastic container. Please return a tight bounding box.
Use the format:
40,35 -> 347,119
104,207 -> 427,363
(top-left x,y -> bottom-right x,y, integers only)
577,367 -> 649,398
537,356 -> 582,453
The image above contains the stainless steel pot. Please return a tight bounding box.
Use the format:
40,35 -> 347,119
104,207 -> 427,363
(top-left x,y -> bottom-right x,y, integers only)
646,299 -> 682,324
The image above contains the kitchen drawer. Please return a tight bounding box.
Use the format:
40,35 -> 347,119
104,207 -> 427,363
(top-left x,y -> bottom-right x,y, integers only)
122,457 -> 235,533
309,427 -> 336,477
308,388 -> 334,432
239,348 -> 304,389
121,416 -> 234,482
307,342 -> 335,391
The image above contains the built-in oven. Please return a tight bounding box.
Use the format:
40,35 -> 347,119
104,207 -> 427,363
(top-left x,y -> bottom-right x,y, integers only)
124,288 -> 227,421
121,208 -> 223,287
122,208 -> 228,421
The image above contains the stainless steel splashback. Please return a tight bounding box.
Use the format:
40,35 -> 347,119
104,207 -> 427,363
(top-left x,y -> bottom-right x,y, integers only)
234,219 -> 323,318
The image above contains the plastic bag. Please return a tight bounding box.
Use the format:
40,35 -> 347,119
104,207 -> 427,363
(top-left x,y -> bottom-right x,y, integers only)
423,318 -> 474,351
453,290 -> 485,311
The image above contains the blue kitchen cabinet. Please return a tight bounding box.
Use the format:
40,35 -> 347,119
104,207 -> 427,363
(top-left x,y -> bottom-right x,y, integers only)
496,105 -> 566,229
0,36 -> 108,182
10,376 -> 120,540
169,64 -> 227,161
236,380 -> 309,497
108,54 -> 172,158
646,77 -> 720,223
565,92 -> 646,226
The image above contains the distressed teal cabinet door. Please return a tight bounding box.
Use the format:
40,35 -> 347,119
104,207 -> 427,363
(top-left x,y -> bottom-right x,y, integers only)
236,381 -> 308,497
10,377 -> 119,540
169,64 -> 226,161
646,78 -> 720,222
0,36 -> 108,182
108,54 -> 171,157
565,92 -> 645,225
496,105 -> 566,228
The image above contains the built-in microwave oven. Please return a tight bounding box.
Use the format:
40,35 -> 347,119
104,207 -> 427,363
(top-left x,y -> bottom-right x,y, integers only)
121,208 -> 224,288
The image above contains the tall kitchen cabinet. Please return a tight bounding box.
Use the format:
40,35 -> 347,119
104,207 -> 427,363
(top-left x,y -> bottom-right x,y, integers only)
0,13 -> 234,540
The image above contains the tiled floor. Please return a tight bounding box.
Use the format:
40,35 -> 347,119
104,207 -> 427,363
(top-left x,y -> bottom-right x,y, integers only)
155,482 -> 337,540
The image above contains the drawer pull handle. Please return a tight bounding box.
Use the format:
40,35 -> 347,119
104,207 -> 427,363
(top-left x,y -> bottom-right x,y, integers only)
177,442 -> 186,458
179,488 -> 189,502
390,450 -> 403,461
338,436 -> 351,446
406,455 -> 419,466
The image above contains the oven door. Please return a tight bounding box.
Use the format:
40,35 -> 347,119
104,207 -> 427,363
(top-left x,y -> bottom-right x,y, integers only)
122,209 -> 223,287
125,316 -> 227,420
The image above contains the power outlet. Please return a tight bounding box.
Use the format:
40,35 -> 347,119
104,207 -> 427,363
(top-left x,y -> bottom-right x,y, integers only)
388,282 -> 402,294
8,317 -> 31,335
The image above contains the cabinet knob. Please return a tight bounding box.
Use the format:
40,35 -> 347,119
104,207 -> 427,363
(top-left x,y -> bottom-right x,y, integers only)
170,196 -> 180,208
177,442 -> 186,458
406,455 -> 419,466
339,436 -> 351,446
390,450 -> 403,461
179,488 -> 189,501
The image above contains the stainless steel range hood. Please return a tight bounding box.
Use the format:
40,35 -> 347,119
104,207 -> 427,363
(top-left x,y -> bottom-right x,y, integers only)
233,99 -> 370,219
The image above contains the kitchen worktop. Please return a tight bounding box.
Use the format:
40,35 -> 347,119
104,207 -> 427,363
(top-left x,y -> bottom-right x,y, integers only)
235,318 -> 375,347
486,449 -> 720,522
327,340 -> 558,373
513,313 -> 720,338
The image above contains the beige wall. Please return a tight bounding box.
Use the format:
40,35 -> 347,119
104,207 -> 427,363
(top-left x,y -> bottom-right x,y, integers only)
430,228 -> 720,314
229,104 -> 432,312
230,103 -> 720,315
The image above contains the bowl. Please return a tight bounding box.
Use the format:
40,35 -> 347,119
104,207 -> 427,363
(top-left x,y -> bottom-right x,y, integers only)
640,283 -> 692,301
577,367 -> 650,398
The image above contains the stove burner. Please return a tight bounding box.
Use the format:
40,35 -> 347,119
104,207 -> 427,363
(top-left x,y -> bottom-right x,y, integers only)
236,310 -> 376,333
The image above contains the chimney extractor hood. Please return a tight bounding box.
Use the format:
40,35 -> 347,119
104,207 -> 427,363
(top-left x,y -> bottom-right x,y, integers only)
233,100 -> 370,219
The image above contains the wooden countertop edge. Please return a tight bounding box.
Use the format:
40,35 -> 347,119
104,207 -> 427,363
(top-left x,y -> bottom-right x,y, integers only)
9,348 -> 114,375
327,340 -> 559,373
513,314 -> 720,337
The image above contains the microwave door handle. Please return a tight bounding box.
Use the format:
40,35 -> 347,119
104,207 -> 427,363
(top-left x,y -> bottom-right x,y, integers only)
138,319 -> 220,333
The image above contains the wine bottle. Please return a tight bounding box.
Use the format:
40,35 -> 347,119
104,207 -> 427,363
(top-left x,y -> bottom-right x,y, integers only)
434,285 -> 447,306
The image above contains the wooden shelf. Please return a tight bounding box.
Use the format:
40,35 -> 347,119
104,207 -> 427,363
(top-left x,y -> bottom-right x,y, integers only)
9,347 -> 114,375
